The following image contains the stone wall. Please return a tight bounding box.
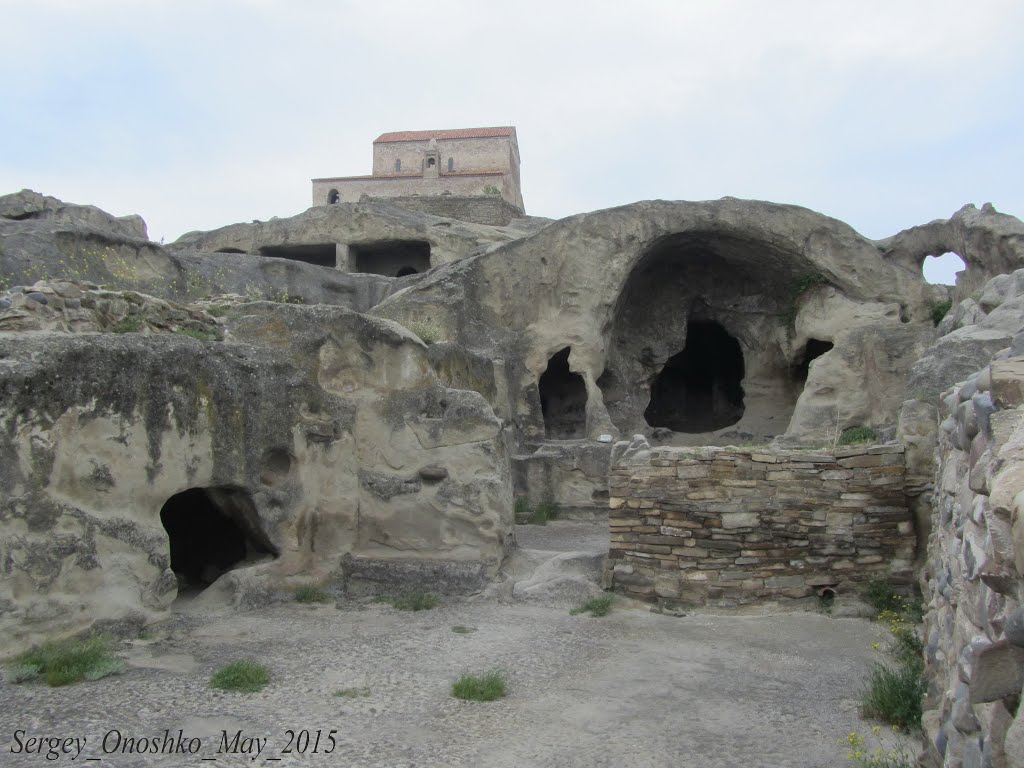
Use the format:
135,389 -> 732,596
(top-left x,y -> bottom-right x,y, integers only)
606,442 -> 915,606
381,195 -> 524,226
920,355 -> 1024,768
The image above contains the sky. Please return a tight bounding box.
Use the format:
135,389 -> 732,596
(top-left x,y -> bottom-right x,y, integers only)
2,1 -> 1021,286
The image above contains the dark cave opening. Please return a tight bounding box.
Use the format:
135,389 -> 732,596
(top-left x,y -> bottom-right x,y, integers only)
793,339 -> 834,386
539,347 -> 588,439
350,240 -> 431,277
259,243 -> 338,268
396,266 -> 419,277
644,321 -> 745,433
159,487 -> 277,592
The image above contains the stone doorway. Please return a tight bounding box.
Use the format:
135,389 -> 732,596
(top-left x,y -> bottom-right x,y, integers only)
539,347 -> 588,439
159,487 -> 277,594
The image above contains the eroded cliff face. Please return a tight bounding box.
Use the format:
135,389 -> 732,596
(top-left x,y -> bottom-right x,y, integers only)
0,286 -> 512,655
372,198 -> 946,448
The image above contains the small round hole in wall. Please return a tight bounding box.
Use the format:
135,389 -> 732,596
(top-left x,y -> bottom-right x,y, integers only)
260,448 -> 294,486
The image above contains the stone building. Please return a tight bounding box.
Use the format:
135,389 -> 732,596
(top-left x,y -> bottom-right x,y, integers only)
311,126 -> 525,215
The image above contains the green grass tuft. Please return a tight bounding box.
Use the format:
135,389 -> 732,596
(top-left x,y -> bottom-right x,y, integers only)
111,316 -> 143,333
451,625 -> 476,634
570,594 -> 614,617
837,426 -> 878,446
294,584 -> 331,603
334,687 -> 370,698
384,592 -> 440,611
176,327 -> 217,342
860,661 -> 925,730
210,660 -> 270,693
8,635 -> 124,687
452,670 -> 507,701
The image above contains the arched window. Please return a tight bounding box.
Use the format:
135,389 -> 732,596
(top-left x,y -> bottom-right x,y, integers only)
447,157 -> 454,172
327,189 -> 340,204
395,159 -> 401,172
427,157 -> 436,168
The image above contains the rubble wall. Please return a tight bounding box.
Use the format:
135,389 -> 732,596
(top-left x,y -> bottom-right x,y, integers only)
607,445 -> 915,606
920,356 -> 1024,768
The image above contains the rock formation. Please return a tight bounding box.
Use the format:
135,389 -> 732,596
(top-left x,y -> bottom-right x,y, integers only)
5,183 -> 1024,736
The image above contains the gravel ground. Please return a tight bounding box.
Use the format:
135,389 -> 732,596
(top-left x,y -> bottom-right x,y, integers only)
1,525 -> 898,767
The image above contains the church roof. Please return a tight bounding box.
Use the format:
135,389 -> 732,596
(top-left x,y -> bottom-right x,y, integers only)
374,127 -> 515,144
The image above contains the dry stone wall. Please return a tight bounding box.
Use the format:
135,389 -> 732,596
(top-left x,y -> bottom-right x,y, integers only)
607,443 -> 915,606
920,354 -> 1024,768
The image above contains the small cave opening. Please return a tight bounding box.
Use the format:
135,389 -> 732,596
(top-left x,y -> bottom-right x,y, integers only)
259,243 -> 337,268
214,247 -> 247,254
539,347 -> 588,439
396,266 -> 419,277
350,240 -> 431,277
792,339 -> 834,386
159,487 -> 277,594
644,321 -> 745,433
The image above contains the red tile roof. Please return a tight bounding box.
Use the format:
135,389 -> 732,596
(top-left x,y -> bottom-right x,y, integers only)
374,126 -> 515,143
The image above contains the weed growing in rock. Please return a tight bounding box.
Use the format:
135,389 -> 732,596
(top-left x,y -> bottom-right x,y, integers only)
844,727 -> 916,768
334,687 -> 370,698
111,316 -> 143,333
451,625 -> 476,634
928,299 -> 952,327
294,584 -> 330,603
404,319 -> 445,344
452,670 -> 507,701
175,327 -> 217,342
782,272 -> 829,327
837,426 -> 878,446
384,592 -> 440,611
205,304 -> 230,318
8,635 -> 124,687
210,661 -> 270,693
570,594 -> 614,617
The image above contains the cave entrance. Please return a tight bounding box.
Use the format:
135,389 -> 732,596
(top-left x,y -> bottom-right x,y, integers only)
349,240 -> 431,276
539,347 -> 588,439
159,487 -> 277,594
793,339 -> 834,386
644,321 -> 745,433
259,243 -> 337,268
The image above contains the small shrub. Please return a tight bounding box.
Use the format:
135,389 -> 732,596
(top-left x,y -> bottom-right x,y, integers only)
451,625 -> 476,634
481,185 -> 501,197
111,316 -> 143,333
452,670 -> 507,701
405,319 -> 444,345
863,581 -> 907,617
844,728 -> 916,768
929,299 -> 952,327
782,272 -> 829,326
8,635 -> 124,687
175,327 -> 216,342
570,594 -> 614,617
513,496 -> 532,524
294,584 -> 330,604
384,592 -> 440,611
838,426 -> 878,446
860,661 -> 925,730
206,305 -> 230,318
210,660 -> 270,693
334,687 -> 370,698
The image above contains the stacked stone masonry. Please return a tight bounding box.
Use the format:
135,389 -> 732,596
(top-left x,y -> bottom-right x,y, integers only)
921,354 -> 1024,768
607,445 -> 915,606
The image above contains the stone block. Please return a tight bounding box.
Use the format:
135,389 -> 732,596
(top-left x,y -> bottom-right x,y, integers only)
721,512 -> 759,529
992,360 -> 1024,409
969,639 -> 1024,704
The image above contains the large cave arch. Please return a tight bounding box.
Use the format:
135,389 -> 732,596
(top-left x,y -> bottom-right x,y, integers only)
601,232 -> 815,443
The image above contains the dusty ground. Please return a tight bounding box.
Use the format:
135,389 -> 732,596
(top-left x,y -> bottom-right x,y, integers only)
2,523 -> 900,768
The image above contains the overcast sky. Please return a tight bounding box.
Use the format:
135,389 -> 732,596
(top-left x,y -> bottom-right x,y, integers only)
2,1 -> 1021,284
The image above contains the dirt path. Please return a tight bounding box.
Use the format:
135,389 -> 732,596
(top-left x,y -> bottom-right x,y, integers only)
2,524 -> 891,767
